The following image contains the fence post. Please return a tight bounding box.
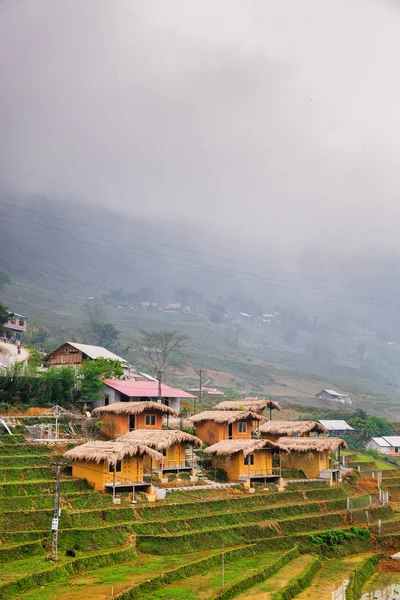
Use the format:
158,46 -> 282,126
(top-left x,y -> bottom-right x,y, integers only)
378,518 -> 381,536
347,497 -> 350,511
369,494 -> 372,508
365,510 -> 369,525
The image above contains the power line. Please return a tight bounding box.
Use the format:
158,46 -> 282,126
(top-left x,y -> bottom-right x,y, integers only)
1,211 -> 399,309
1,199 -> 399,298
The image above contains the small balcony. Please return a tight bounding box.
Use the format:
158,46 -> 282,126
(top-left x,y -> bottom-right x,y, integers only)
239,466 -> 281,480
150,459 -> 193,473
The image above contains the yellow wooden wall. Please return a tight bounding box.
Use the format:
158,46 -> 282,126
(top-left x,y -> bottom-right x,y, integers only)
99,411 -> 164,438
283,450 -> 329,478
72,455 -> 144,491
213,450 -> 273,482
196,420 -> 252,445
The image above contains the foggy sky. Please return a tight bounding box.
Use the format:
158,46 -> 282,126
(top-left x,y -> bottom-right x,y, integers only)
1,0 -> 400,249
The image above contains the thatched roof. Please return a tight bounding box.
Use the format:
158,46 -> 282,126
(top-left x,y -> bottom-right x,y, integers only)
212,399 -> 281,412
118,429 -> 202,449
204,439 -> 285,457
63,440 -> 163,465
189,410 -> 266,424
92,401 -> 178,417
259,420 -> 328,436
277,437 -> 347,452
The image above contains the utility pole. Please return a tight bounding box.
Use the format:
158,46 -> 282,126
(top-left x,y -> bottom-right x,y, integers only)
51,463 -> 61,561
194,369 -> 203,415
157,370 -> 162,403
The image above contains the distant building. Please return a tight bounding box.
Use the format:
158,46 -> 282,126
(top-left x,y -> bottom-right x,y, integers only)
189,387 -> 225,396
366,437 -> 400,456
164,303 -> 182,312
4,312 -> 27,343
44,342 -> 126,367
316,389 -> 352,405
318,420 -> 354,436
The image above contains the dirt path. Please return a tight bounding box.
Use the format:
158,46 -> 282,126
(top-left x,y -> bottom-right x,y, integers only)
0,341 -> 29,367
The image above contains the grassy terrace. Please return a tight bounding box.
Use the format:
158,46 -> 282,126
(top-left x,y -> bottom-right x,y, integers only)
0,434 -> 398,599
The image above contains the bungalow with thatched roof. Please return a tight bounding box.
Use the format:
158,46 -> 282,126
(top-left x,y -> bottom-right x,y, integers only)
63,441 -> 162,492
189,410 -> 265,445
278,437 -> 347,481
212,398 -> 281,419
204,439 -> 285,483
92,401 -> 178,438
259,420 -> 328,442
119,429 -> 202,477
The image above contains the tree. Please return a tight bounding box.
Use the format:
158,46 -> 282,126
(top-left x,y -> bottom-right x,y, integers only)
0,301 -> 9,334
83,302 -> 119,350
79,358 -> 124,401
138,330 -> 187,388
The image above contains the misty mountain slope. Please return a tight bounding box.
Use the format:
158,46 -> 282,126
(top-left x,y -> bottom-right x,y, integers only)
3,197 -> 400,417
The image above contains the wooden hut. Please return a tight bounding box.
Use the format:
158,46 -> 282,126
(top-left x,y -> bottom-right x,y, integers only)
259,421 -> 327,442
189,410 -> 265,445
63,441 -> 162,492
212,398 -> 281,419
119,429 -> 202,477
278,437 -> 347,480
92,401 -> 178,438
204,439 -> 285,483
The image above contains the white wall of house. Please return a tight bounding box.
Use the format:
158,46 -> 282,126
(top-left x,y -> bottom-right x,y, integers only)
366,440 -> 391,454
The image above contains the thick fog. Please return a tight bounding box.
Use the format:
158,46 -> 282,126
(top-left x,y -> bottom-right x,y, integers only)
1,0 -> 400,250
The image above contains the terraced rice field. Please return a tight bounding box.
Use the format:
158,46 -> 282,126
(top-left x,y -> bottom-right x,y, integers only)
1,434 -> 400,599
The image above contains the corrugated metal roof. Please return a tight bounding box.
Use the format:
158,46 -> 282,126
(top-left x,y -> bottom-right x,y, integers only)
371,437 -> 391,447
318,420 -> 354,431
67,342 -> 126,363
104,379 -> 195,398
381,436 -> 400,447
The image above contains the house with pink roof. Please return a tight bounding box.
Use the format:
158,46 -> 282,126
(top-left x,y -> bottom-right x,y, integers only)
95,379 -> 195,413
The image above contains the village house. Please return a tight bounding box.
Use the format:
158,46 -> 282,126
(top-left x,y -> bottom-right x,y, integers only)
259,420 -> 328,442
119,429 -> 202,477
44,342 -> 126,367
204,439 -> 285,484
63,440 -> 162,493
316,389 -> 352,405
366,436 -> 400,456
92,401 -> 178,438
213,398 -> 281,419
96,380 -> 195,413
3,312 -> 27,343
189,410 -> 265,445
278,437 -> 347,481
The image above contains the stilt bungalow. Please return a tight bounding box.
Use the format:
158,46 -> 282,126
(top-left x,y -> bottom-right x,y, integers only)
259,420 -> 328,442
92,402 -> 178,438
119,429 -> 202,477
277,437 -> 347,481
212,398 -> 281,419
63,440 -> 162,492
204,439 -> 285,484
189,410 -> 265,445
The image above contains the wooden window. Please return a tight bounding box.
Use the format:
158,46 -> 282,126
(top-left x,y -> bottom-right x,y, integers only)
244,454 -> 254,466
109,460 -> 122,472
145,415 -> 156,426
162,448 -> 167,457
396,447 -> 399,453
237,422 -> 247,434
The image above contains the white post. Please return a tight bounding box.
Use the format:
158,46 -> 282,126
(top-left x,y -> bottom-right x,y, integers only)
378,518 -> 381,536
